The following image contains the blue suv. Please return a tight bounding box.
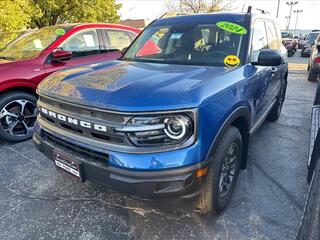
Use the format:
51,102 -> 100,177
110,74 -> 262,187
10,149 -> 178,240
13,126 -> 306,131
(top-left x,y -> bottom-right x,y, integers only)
33,11 -> 288,214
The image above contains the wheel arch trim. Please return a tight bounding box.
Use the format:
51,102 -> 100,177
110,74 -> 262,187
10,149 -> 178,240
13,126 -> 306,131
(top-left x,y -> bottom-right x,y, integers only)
205,106 -> 251,168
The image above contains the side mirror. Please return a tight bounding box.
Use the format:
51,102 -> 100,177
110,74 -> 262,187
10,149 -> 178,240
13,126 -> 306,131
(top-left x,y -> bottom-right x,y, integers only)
252,49 -> 282,66
52,49 -> 72,62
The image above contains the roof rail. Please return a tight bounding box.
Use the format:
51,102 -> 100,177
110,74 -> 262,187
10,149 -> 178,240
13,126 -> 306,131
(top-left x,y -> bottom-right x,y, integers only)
255,8 -> 270,14
246,6 -> 270,15
159,12 -> 188,19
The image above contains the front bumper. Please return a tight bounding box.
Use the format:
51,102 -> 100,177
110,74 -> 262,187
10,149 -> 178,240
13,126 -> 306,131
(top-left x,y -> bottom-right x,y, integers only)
33,129 -> 207,199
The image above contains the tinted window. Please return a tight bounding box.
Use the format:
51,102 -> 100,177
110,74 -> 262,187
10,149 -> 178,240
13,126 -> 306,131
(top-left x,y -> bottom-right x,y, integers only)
307,32 -> 320,42
266,21 -> 280,49
61,29 -> 101,57
251,20 -> 268,61
105,30 -> 135,51
281,31 -> 293,39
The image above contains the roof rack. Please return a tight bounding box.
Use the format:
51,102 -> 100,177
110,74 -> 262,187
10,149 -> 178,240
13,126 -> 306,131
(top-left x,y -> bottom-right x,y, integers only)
159,12 -> 188,19
256,8 -> 270,14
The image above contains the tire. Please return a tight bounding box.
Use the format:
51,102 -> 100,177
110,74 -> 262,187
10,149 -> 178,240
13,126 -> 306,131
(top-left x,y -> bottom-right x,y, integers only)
308,69 -> 319,81
314,84 -> 320,105
267,78 -> 287,122
197,126 -> 242,214
288,50 -> 294,57
0,91 -> 38,142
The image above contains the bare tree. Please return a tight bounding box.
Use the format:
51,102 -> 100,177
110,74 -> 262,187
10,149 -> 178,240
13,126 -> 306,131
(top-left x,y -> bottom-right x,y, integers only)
167,0 -> 231,13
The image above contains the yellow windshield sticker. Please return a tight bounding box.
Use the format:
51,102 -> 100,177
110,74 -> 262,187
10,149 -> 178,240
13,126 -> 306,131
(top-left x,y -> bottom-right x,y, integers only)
55,28 -> 66,36
217,21 -> 247,35
224,55 -> 240,67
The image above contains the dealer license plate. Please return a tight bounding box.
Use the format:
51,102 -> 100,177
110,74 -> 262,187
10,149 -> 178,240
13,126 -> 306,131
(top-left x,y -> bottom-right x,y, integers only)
53,151 -> 82,181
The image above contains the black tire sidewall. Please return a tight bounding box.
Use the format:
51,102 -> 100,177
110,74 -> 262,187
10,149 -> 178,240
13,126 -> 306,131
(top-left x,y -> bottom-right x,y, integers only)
0,92 -> 37,142
207,126 -> 243,213
308,69 -> 318,81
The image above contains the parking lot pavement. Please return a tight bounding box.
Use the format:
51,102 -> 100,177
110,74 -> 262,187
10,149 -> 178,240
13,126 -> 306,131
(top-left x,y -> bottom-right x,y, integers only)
0,53 -> 317,240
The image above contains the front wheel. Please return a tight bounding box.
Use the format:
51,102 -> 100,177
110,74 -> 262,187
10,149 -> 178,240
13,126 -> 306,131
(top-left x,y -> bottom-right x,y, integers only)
197,126 -> 242,214
288,50 -> 294,57
0,92 -> 38,142
308,69 -> 319,81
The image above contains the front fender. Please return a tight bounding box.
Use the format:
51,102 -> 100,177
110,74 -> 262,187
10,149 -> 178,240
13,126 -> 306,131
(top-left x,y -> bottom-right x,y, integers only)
198,102 -> 251,169
0,80 -> 37,93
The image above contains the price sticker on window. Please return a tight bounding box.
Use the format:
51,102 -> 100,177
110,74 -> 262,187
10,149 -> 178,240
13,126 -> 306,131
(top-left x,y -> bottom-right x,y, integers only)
55,28 -> 66,36
216,21 -> 247,35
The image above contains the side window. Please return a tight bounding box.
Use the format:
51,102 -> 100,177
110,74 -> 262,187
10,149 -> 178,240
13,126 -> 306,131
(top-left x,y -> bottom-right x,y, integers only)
105,30 -> 135,51
136,28 -> 168,57
251,20 -> 268,61
266,21 -> 280,49
61,29 -> 100,58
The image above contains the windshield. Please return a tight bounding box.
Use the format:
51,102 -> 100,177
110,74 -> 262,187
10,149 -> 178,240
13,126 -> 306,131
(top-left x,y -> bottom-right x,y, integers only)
307,32 -> 319,42
281,32 -> 293,39
0,27 -> 70,61
122,22 -> 247,67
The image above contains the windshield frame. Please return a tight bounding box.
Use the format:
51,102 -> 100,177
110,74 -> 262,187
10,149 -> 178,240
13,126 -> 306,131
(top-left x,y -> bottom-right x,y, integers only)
121,20 -> 250,67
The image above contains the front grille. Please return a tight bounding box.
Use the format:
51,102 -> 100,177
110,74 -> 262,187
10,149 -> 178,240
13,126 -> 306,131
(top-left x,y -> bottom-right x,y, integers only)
38,97 -> 130,146
44,131 -> 109,163
39,96 -> 126,123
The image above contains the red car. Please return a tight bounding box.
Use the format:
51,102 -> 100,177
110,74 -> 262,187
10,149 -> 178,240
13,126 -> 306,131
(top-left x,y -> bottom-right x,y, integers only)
0,23 -> 141,142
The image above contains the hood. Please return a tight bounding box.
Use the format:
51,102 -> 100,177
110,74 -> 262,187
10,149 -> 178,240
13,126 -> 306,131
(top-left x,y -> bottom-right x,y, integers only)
37,60 -> 229,112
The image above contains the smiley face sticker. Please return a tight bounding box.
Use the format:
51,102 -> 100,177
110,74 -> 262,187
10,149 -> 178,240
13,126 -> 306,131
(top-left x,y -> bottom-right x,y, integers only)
224,55 -> 240,68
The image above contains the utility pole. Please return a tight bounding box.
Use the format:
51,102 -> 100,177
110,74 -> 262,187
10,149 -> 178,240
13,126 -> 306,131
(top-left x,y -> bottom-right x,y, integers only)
286,1 -> 298,30
294,9 -> 303,35
276,0 -> 281,18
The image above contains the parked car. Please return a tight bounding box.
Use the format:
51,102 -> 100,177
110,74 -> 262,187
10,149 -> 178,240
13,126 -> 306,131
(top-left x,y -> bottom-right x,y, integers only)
0,23 -> 142,142
297,35 -> 306,49
34,10 -> 288,214
297,83 -> 320,240
301,31 -> 320,57
307,34 -> 320,81
281,31 -> 297,57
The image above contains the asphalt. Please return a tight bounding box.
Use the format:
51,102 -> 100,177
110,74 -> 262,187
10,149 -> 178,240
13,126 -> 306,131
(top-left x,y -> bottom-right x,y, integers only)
0,52 -> 317,240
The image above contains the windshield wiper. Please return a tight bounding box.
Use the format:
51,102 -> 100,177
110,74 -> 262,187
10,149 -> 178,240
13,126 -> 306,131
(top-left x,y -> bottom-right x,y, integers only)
0,56 -> 15,61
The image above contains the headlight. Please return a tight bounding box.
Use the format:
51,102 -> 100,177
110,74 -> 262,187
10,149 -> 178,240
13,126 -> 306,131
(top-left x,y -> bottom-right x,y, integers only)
115,112 -> 195,148
164,116 -> 190,140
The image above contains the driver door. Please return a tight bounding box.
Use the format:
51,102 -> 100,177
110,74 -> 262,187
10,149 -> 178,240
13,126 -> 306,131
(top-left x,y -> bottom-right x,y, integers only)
250,20 -> 274,124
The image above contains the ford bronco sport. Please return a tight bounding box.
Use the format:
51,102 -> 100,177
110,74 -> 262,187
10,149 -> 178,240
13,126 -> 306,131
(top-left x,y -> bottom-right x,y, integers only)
34,11 -> 288,214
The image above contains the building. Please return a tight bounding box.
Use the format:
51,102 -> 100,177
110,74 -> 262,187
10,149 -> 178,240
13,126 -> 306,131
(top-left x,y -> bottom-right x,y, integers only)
119,19 -> 146,29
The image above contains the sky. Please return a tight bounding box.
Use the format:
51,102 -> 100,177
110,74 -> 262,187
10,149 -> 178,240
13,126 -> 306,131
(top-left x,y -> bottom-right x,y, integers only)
116,0 -> 320,30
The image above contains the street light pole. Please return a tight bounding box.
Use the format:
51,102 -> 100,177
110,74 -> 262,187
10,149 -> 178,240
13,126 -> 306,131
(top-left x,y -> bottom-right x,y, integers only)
294,10 -> 303,35
285,16 -> 290,29
276,0 -> 281,18
286,1 -> 298,30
